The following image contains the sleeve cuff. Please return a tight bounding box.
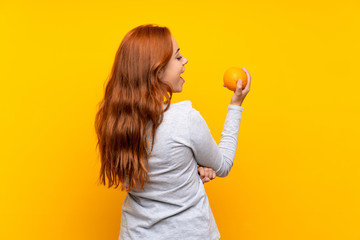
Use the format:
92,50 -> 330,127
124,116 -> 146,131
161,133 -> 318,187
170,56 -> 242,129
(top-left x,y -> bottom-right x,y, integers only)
228,104 -> 244,111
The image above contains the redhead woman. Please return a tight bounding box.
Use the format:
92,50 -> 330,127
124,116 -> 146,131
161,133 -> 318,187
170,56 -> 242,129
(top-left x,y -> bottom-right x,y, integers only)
94,24 -> 251,240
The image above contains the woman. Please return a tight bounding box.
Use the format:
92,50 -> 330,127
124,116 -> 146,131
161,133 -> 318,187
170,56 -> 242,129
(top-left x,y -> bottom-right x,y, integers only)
94,24 -> 251,240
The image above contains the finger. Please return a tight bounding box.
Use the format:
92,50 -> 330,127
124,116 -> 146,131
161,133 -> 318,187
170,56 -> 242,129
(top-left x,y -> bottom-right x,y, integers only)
198,167 -> 205,177
242,67 -> 250,79
209,170 -> 215,179
237,79 -> 243,89
211,170 -> 216,179
242,67 -> 250,80
244,76 -> 251,91
205,168 -> 214,180
234,79 -> 243,94
204,168 -> 211,178
202,177 -> 209,183
242,67 -> 251,88
201,168 -> 206,178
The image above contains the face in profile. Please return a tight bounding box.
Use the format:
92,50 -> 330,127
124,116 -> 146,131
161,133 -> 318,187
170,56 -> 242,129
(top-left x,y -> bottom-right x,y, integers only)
160,36 -> 188,93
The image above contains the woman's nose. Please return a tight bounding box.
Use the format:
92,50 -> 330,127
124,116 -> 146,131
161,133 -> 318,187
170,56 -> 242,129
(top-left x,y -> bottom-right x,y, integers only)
183,56 -> 188,64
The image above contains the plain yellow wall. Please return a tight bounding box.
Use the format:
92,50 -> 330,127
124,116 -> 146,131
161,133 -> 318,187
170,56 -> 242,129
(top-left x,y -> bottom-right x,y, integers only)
1,0 -> 359,239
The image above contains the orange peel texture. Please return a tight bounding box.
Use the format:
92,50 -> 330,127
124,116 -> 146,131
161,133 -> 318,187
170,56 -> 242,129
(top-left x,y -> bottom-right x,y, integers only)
223,67 -> 248,91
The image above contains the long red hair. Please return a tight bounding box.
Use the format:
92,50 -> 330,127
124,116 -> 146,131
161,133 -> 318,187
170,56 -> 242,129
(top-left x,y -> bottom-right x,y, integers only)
94,24 -> 173,191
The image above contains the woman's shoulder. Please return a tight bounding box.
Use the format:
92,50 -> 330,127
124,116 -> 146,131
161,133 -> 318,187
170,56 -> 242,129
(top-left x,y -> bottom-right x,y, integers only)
159,100 -> 208,136
164,100 -> 193,111
163,100 -> 196,120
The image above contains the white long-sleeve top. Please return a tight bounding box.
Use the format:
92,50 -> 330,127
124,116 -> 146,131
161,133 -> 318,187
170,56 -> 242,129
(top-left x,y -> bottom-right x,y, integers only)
119,100 -> 244,240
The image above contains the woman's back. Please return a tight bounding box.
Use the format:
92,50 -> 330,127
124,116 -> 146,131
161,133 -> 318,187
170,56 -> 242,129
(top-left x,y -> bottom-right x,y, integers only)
119,100 -> 244,240
120,101 -> 219,239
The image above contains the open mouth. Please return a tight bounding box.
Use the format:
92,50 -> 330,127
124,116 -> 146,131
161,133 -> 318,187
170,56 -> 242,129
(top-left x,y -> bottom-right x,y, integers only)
180,70 -> 185,81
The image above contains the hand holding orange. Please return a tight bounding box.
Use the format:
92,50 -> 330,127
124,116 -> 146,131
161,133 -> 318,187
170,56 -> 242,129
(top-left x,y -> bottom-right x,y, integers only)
223,67 -> 248,91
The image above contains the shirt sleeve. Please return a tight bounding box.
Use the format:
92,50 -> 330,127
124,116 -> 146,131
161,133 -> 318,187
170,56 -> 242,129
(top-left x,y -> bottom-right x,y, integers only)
188,104 -> 244,177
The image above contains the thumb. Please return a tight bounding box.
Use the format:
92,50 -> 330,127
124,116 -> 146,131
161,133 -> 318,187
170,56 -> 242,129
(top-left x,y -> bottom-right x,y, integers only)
235,79 -> 243,92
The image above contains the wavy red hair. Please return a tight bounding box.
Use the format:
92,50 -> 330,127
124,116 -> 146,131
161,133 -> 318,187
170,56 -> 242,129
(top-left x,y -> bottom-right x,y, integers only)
94,24 -> 173,191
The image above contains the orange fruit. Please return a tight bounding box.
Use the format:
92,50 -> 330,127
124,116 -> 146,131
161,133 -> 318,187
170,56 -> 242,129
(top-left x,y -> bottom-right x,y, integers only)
223,67 -> 248,91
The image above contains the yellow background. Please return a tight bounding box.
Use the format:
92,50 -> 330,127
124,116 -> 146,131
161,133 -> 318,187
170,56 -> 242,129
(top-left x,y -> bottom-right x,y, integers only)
1,0 -> 359,239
